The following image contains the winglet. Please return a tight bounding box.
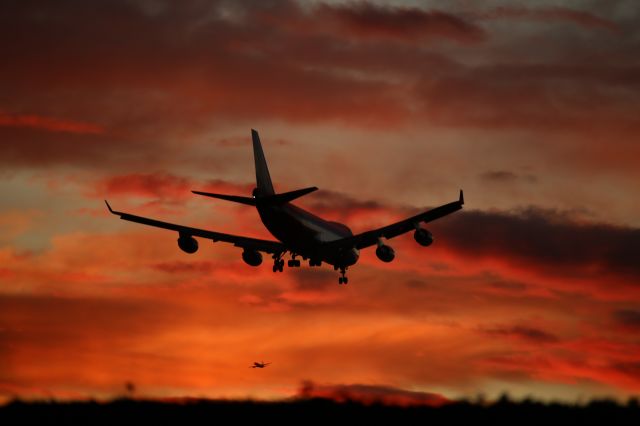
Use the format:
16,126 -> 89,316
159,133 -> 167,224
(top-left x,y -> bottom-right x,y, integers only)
104,200 -> 115,214
459,189 -> 464,205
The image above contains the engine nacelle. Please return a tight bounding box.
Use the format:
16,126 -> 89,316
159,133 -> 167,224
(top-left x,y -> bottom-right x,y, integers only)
177,235 -> 198,254
414,228 -> 434,247
376,244 -> 395,262
242,249 -> 263,267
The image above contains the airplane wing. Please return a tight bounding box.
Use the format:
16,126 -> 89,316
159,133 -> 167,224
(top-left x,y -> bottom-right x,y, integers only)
326,190 -> 464,250
104,201 -> 286,255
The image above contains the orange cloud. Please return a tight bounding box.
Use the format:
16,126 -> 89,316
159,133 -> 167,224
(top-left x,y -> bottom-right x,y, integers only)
0,111 -> 103,134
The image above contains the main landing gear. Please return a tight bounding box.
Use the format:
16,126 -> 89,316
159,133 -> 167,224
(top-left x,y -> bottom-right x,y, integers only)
338,267 -> 349,285
287,253 -> 301,268
272,254 -> 284,272
273,253 -> 303,272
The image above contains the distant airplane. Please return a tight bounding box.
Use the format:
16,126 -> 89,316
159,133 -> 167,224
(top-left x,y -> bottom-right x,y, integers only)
250,361 -> 271,369
105,129 -> 464,284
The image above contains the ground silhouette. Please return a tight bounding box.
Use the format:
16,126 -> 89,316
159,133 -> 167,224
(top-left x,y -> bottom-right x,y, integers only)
1,396 -> 639,425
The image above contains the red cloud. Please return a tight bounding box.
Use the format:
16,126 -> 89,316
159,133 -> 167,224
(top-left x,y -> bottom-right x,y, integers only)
298,381 -> 448,407
0,111 -> 103,134
481,325 -> 559,344
99,173 -> 191,198
97,173 -> 253,200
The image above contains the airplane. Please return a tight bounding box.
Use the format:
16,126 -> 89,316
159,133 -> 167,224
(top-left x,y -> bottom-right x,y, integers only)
105,129 -> 464,284
250,361 -> 271,369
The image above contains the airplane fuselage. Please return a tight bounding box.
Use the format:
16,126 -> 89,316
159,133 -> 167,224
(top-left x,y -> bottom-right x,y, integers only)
256,202 -> 359,267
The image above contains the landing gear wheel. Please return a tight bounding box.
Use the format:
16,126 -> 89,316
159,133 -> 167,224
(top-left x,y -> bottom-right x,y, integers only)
273,256 -> 285,273
338,267 -> 348,285
288,259 -> 301,268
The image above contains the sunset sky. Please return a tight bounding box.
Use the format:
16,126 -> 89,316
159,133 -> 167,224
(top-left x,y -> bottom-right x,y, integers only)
1,0 -> 639,404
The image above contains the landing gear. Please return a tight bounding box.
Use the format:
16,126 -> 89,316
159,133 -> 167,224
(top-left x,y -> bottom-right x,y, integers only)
337,267 -> 349,285
272,254 -> 285,272
309,259 -> 322,267
287,254 -> 301,268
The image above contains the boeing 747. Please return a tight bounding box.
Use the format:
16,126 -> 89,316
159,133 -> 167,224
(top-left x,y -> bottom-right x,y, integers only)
105,130 -> 464,284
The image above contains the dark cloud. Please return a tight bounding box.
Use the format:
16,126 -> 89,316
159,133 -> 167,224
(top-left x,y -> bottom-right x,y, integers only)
480,171 -> 537,184
611,362 -> 640,379
316,3 -> 485,43
298,380 -> 448,407
613,309 -> 640,330
417,64 -> 640,135
473,6 -> 620,33
482,325 -> 559,344
1,0 -> 639,172
432,207 -> 640,281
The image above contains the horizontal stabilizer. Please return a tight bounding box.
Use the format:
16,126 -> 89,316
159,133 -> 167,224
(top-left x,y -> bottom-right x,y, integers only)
192,186 -> 318,206
191,191 -> 256,206
268,186 -> 318,204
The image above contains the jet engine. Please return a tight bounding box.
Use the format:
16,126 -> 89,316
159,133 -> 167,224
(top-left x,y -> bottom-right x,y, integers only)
376,244 -> 395,262
242,249 -> 263,267
177,235 -> 198,254
414,228 -> 434,246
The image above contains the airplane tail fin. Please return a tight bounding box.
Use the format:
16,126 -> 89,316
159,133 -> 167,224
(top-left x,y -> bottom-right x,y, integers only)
251,129 -> 275,197
192,130 -> 318,206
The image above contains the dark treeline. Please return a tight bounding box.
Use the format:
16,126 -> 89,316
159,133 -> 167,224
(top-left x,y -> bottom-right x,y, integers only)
1,397 -> 639,425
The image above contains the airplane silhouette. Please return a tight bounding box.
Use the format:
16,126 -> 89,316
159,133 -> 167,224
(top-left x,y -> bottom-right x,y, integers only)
250,361 -> 271,369
105,129 -> 464,283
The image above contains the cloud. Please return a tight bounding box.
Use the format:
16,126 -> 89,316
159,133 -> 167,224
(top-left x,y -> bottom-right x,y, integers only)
416,64 -> 640,136
482,325 -> 559,344
431,207 -> 640,282
612,310 -> 640,330
1,0 -> 638,175
99,173 -> 192,199
316,3 -> 485,43
474,6 -> 620,34
152,260 -> 216,274
298,381 -> 448,407
480,171 -> 537,184
0,111 -> 104,134
96,173 -> 253,200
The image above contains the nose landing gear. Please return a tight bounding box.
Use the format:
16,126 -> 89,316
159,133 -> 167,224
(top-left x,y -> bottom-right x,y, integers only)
338,267 -> 349,285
